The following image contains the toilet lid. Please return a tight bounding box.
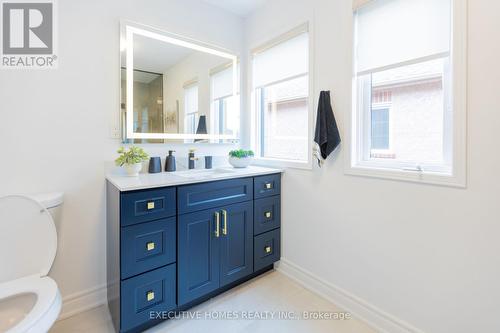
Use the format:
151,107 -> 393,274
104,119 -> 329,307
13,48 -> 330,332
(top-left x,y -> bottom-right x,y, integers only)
0,195 -> 57,284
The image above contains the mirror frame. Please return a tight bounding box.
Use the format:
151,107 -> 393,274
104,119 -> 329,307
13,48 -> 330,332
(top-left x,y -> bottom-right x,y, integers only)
120,21 -> 240,141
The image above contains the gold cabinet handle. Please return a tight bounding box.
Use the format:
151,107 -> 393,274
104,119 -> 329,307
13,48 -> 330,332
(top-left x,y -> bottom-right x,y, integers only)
265,183 -> 273,189
265,246 -> 272,253
214,212 -> 220,238
222,210 -> 228,235
147,291 -> 155,301
147,201 -> 155,210
265,211 -> 272,218
146,242 -> 155,251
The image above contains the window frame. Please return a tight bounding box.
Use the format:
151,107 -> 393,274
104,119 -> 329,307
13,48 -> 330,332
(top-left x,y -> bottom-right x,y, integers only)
250,23 -> 314,170
346,0 -> 467,188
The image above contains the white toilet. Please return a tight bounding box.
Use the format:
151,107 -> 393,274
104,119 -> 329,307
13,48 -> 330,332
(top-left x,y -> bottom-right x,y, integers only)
0,193 -> 64,333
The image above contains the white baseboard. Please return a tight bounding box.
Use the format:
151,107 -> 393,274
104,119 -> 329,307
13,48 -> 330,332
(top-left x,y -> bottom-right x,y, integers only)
55,260 -> 425,332
276,258 -> 425,333
57,284 -> 107,321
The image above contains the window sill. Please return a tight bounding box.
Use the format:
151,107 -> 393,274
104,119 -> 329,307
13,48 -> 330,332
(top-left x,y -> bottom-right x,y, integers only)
345,164 -> 466,188
252,157 -> 312,170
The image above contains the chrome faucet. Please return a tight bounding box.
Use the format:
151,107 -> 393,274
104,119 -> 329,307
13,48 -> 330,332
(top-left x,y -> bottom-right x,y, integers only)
188,149 -> 199,169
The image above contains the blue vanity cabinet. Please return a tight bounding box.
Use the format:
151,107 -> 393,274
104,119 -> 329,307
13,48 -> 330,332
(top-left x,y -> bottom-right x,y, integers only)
107,172 -> 281,333
178,208 -> 221,306
219,201 -> 254,287
178,185 -> 254,306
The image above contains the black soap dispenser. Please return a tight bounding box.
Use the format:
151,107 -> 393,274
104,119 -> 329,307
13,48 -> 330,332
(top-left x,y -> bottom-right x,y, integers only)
165,150 -> 176,172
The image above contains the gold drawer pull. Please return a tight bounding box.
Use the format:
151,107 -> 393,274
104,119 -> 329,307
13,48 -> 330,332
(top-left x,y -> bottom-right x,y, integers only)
215,212 -> 220,238
265,211 -> 272,218
222,210 -> 228,235
147,291 -> 155,301
147,202 -> 155,210
146,242 -> 155,251
265,246 -> 272,253
265,183 -> 273,189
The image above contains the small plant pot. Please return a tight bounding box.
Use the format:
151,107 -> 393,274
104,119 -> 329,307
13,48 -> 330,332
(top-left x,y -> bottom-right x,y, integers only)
123,162 -> 143,177
228,156 -> 253,168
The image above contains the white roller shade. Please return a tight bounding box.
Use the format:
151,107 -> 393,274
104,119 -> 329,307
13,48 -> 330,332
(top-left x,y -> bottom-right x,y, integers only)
253,32 -> 308,88
355,0 -> 451,74
211,65 -> 234,100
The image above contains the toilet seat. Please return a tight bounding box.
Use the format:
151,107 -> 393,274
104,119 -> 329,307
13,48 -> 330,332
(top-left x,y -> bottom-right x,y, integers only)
0,275 -> 62,333
0,195 -> 61,332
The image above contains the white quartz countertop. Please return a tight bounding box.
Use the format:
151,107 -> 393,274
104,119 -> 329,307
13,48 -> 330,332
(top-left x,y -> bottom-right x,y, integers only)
106,166 -> 284,192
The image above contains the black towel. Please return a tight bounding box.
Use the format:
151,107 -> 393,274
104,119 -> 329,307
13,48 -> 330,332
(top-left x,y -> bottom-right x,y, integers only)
314,91 -> 341,166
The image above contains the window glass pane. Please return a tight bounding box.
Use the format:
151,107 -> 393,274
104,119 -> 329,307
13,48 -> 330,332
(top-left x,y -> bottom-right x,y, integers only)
219,98 -> 227,134
184,85 -> 198,115
184,85 -> 198,134
260,75 -> 309,161
371,108 -> 389,150
184,113 -> 198,134
368,58 -> 447,164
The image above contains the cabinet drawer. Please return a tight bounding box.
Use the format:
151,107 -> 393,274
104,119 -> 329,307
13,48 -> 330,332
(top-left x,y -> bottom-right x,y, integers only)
254,174 -> 281,199
121,217 -> 176,279
254,229 -> 281,271
121,187 -> 176,227
121,264 -> 176,332
254,196 -> 280,235
178,178 -> 253,214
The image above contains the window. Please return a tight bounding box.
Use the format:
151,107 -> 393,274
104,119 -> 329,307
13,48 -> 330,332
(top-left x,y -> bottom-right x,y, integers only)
183,83 -> 198,135
252,25 -> 311,167
210,63 -> 239,141
349,0 -> 467,186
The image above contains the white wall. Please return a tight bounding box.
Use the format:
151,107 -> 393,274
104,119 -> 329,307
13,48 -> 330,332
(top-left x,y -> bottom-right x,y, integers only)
245,1 -> 500,332
0,0 -> 243,316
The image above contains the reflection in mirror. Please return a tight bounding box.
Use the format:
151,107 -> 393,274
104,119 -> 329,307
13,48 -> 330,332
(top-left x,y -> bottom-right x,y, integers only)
120,68 -> 166,144
120,22 -> 240,144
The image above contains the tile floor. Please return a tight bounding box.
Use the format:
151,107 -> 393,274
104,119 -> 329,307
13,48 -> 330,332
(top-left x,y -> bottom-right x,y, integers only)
50,271 -> 376,333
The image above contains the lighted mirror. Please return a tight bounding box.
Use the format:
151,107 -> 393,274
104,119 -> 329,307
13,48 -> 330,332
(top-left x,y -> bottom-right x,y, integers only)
120,21 -> 240,143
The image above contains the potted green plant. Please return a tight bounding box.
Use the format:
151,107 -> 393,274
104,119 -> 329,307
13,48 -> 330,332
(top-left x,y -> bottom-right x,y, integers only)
115,146 -> 149,177
228,149 -> 254,168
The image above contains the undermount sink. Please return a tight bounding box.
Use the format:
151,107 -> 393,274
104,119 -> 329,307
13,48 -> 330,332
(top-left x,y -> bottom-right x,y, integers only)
174,168 -> 236,179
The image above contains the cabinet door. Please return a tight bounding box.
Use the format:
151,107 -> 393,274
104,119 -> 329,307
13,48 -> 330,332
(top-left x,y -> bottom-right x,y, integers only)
178,209 -> 220,306
219,201 -> 254,287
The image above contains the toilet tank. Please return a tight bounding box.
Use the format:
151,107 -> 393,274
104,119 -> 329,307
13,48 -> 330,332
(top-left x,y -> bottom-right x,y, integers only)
30,192 -> 64,210
29,192 -> 64,234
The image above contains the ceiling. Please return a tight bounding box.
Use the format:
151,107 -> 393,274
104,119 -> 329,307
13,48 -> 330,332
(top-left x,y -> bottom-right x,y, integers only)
201,0 -> 268,17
